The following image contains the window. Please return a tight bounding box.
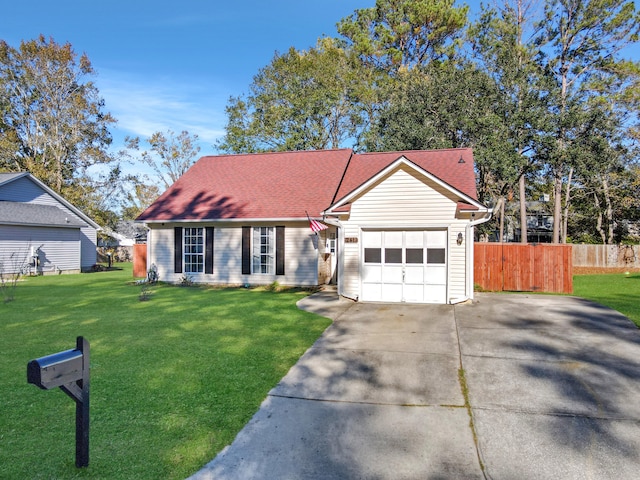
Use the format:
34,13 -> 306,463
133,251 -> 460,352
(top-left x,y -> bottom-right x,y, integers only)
406,248 -> 424,264
253,227 -> 274,274
385,248 -> 402,263
427,248 -> 446,264
184,227 -> 204,273
364,248 -> 382,263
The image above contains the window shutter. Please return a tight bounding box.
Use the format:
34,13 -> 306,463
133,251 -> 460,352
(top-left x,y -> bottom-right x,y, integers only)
174,227 -> 183,273
276,226 -> 285,276
242,226 -> 251,275
205,227 -> 214,274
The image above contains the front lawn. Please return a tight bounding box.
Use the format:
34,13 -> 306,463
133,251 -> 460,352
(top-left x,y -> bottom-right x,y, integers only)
573,272 -> 640,328
0,264 -> 331,479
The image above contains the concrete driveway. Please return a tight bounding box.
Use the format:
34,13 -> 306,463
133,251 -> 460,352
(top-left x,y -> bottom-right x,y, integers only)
189,292 -> 640,480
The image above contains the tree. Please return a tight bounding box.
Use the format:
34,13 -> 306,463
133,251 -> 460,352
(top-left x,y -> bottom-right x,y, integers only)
121,180 -> 160,220
218,38 -> 377,153
537,0 -> 640,243
470,0 -> 551,243
0,35 -> 116,206
368,60 -> 517,222
337,0 -> 468,72
127,129 -> 200,190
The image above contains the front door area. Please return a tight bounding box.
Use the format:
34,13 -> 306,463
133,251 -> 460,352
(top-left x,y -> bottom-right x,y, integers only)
361,229 -> 447,303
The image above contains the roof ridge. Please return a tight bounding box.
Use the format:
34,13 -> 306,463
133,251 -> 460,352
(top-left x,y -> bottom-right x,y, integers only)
199,148 -> 353,161
356,147 -> 471,156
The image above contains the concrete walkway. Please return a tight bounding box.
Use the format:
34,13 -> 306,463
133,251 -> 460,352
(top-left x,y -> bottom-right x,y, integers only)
189,292 -> 640,480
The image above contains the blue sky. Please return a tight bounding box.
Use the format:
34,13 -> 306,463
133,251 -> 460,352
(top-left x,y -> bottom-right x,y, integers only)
3,0 -> 378,153
2,0 -> 638,162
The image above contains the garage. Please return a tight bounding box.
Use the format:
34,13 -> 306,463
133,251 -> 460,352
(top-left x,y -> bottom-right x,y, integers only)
361,229 -> 447,303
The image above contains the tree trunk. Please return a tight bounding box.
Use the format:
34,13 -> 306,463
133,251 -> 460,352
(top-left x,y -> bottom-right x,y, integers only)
500,197 -> 505,242
601,176 -> 614,244
561,167 -> 573,244
552,173 -> 562,244
519,174 -> 527,243
594,192 -> 606,244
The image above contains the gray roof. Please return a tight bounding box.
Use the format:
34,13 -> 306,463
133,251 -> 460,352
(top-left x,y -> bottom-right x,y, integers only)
0,201 -> 87,228
0,172 -> 28,186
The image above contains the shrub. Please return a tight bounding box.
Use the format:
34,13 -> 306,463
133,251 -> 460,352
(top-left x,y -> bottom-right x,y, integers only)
139,282 -> 152,301
147,264 -> 159,284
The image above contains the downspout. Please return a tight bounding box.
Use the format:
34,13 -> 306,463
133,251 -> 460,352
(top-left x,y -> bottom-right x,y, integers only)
459,210 -> 493,303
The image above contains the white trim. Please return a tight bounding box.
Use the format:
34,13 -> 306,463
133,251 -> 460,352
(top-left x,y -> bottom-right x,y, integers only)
251,226 -> 276,275
326,156 -> 487,214
183,226 -> 205,274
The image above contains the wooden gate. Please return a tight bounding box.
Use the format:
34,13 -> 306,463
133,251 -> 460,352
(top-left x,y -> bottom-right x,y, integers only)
133,244 -> 147,278
474,243 -> 573,294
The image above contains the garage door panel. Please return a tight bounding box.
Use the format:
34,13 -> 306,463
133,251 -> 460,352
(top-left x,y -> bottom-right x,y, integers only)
363,231 -> 382,247
425,265 -> 446,284
426,230 -> 447,247
363,265 -> 382,283
362,283 -> 382,301
384,231 -> 402,246
405,230 -> 424,247
404,265 -> 424,283
360,229 -> 448,304
404,284 -> 424,303
424,285 -> 446,303
382,265 -> 403,283
381,284 -> 402,302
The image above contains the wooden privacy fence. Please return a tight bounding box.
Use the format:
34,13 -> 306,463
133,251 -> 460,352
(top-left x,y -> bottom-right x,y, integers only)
474,243 -> 573,294
133,244 -> 147,278
572,244 -> 640,272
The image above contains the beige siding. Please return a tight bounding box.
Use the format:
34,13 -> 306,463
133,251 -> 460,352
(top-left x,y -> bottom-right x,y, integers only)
340,165 -> 471,303
340,223 -> 362,300
147,227 -> 174,282
448,224 -> 467,301
147,222 -> 318,286
349,167 -> 458,226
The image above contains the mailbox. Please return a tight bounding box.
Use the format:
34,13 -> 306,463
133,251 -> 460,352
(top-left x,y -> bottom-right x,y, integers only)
28,348 -> 84,390
26,336 -> 90,468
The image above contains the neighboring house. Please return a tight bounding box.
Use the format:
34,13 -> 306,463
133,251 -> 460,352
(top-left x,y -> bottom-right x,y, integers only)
98,228 -> 136,247
0,172 -> 99,274
137,148 -> 492,304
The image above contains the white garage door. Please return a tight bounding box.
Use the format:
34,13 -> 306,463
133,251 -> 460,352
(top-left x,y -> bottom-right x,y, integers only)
361,230 -> 447,303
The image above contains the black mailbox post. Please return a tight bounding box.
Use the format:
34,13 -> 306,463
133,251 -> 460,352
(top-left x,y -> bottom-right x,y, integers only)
27,336 -> 90,468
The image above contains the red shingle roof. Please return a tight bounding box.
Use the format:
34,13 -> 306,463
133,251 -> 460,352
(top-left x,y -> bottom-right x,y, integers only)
137,148 -> 480,222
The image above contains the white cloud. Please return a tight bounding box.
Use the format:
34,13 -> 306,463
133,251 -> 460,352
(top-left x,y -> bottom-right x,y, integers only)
96,69 -> 228,151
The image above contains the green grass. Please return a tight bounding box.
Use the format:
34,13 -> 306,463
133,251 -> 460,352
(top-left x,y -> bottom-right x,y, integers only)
0,264 -> 331,479
573,272 -> 640,327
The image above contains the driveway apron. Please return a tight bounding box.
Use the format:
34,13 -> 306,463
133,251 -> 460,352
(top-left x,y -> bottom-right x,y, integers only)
189,292 -> 640,480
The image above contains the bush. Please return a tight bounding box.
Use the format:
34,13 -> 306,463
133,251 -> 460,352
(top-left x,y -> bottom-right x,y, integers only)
139,282 -> 152,301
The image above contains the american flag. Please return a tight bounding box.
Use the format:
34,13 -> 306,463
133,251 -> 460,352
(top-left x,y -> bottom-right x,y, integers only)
306,212 -> 329,234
